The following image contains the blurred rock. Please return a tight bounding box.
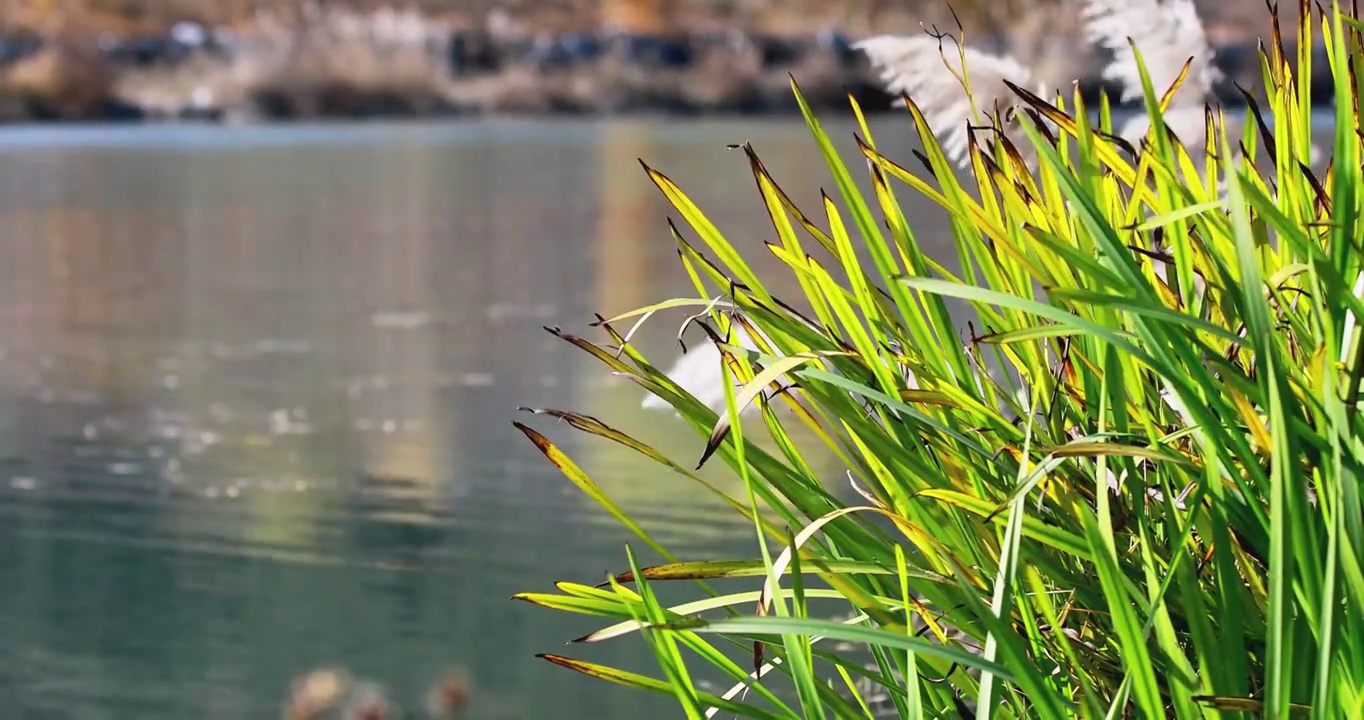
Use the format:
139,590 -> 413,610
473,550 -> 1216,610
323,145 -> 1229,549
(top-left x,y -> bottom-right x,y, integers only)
342,682 -> 396,720
285,667 -> 353,720
0,37 -> 131,121
425,668 -> 472,719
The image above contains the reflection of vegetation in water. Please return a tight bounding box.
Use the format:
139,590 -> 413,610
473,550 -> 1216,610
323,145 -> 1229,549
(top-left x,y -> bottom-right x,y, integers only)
159,348 -> 346,557
150,181 -> 355,556
169,143 -> 462,551
594,120 -> 659,333
339,141 -> 453,528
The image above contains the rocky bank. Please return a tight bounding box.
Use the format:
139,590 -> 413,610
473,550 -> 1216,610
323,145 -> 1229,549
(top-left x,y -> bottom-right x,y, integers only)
0,0 -> 1330,122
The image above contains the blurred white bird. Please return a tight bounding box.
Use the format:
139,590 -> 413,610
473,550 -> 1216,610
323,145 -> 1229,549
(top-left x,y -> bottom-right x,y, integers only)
853,0 -> 1316,311
642,0 -> 1322,419
641,320 -> 927,417
854,0 -> 1317,167
640,322 -> 768,414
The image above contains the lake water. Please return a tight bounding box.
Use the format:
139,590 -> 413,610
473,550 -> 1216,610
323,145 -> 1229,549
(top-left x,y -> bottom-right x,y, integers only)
0,117 -> 948,719
0,110 -> 1332,718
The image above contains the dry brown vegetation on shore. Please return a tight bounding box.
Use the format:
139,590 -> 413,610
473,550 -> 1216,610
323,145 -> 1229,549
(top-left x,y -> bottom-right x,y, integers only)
0,0 -> 1283,38
0,0 -> 1303,122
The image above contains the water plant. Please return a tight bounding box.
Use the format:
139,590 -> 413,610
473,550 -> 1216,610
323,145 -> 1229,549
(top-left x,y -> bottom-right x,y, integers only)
513,1 -> 1364,716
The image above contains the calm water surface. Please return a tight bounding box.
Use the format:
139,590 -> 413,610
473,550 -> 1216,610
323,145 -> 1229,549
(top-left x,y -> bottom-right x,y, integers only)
0,117 -> 952,719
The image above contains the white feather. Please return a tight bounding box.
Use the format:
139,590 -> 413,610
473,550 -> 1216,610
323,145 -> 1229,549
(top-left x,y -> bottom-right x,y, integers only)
854,0 -> 1251,169
854,34 -> 1044,167
1081,0 -> 1221,107
1084,0 -> 1331,164
641,324 -> 768,415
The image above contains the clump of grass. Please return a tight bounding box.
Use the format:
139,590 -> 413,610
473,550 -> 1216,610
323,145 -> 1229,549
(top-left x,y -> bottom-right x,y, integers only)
514,1 -> 1364,717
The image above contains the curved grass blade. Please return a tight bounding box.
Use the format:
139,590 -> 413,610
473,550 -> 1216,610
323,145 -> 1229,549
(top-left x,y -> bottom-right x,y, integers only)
663,615 -> 1013,681
610,559 -> 922,584
539,655 -> 790,720
514,422 -> 677,563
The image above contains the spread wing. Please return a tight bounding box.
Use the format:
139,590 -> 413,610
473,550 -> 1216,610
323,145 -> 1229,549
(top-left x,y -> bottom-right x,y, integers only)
1082,0 -> 1220,107
855,34 -> 1039,167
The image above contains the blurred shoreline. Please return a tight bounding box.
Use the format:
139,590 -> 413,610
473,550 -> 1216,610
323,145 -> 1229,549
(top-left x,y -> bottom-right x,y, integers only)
0,1 -> 1332,124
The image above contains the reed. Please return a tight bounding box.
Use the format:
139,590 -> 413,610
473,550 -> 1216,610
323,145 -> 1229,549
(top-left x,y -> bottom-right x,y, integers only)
514,1 -> 1362,716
